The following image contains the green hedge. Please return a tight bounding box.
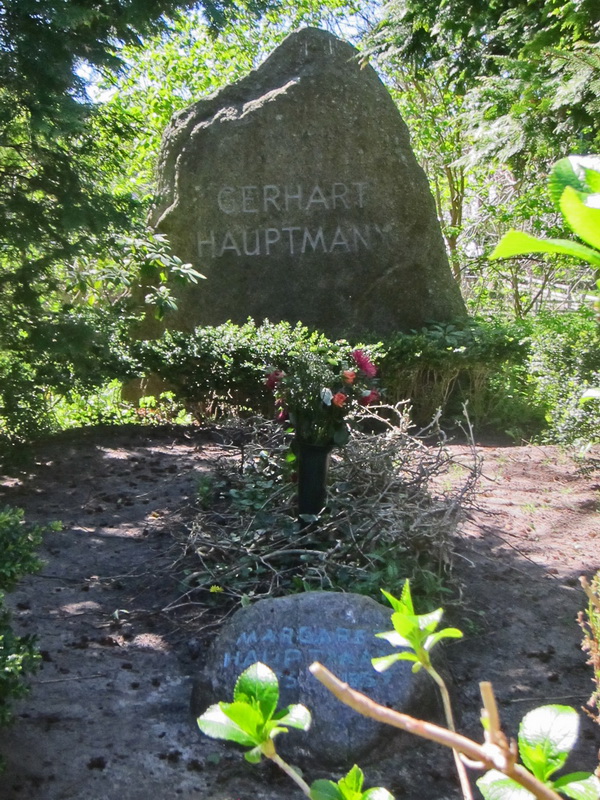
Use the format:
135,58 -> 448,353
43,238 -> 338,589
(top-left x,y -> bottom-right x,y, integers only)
379,318 -> 532,428
133,320 -> 382,418
133,317 -> 535,433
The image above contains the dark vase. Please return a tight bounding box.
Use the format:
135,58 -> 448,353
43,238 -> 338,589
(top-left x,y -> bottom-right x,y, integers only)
295,439 -> 333,518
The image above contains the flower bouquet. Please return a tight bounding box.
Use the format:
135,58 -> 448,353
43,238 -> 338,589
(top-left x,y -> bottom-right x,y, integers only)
265,347 -> 381,447
264,346 -> 380,517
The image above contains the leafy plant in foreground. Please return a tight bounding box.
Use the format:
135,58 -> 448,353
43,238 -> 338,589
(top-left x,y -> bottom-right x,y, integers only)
196,661 -> 392,799
197,661 -> 312,793
492,155 -> 600,444
0,507 -> 44,592
477,705 -> 599,800
372,582 -> 470,797
311,581 -> 600,800
197,579 -> 600,800
310,763 -> 393,800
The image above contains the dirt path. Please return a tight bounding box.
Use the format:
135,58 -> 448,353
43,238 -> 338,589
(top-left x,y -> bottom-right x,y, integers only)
0,427 -> 598,799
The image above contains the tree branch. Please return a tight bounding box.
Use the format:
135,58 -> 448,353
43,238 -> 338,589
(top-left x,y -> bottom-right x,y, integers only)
309,663 -> 563,800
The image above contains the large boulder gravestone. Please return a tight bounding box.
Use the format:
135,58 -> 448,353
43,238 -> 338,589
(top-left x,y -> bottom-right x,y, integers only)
149,27 -> 465,339
192,592 -> 432,765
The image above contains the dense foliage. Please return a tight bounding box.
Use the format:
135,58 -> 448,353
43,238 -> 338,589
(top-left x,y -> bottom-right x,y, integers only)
131,314 -> 600,444
365,0 -> 600,312
368,0 -> 599,156
0,0 -> 274,454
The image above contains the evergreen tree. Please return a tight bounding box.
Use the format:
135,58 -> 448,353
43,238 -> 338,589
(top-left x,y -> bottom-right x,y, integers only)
0,0 -> 270,450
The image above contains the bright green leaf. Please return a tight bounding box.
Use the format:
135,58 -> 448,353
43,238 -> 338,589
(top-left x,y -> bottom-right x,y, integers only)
518,741 -> 552,781
220,701 -> 264,740
583,165 -> 600,193
263,723 -> 288,740
362,788 -> 395,800
548,156 -> 598,206
244,745 -> 263,764
339,764 -> 364,795
310,779 -> 345,800
581,388 -> 600,402
234,662 -> 279,721
380,588 -> 406,614
415,608 -> 444,632
275,703 -> 312,731
196,703 -> 258,747
424,627 -> 464,650
399,580 -> 414,614
390,612 -> 424,640
560,186 -> 600,251
372,652 -> 419,673
553,772 -> 600,800
518,705 -> 579,780
381,582 -> 414,615
376,630 -> 411,648
476,770 -> 536,800
490,230 -> 600,267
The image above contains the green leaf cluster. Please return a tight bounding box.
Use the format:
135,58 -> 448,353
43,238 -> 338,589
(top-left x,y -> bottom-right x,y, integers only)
491,156 -> 600,446
137,316 -> 535,433
197,662 -> 311,762
477,705 -> 600,800
0,608 -> 39,730
366,0 -> 599,323
372,581 -> 462,674
310,764 -> 394,800
367,0 -> 599,161
0,507 -> 44,593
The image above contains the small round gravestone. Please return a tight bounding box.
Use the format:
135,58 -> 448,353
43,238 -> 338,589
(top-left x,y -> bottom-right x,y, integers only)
192,592 -> 431,766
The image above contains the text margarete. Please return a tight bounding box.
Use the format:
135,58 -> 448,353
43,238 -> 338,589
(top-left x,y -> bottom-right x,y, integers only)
220,625 -> 394,691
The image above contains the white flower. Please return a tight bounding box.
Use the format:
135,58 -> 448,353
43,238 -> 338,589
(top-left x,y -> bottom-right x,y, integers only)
320,387 -> 333,406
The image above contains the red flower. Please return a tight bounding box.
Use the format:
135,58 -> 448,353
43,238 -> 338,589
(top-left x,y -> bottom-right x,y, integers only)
265,369 -> 284,390
359,389 -> 380,406
351,349 -> 377,378
342,370 -> 357,384
331,392 -> 347,408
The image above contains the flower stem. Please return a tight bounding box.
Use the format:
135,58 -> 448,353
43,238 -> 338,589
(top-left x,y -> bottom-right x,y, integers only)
427,665 -> 474,800
268,751 -> 312,797
309,662 -> 563,800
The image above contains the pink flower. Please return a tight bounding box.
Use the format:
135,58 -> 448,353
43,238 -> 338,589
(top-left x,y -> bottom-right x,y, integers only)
342,370 -> 357,385
359,389 -> 380,406
332,392 -> 347,408
351,349 -> 377,378
265,369 -> 284,390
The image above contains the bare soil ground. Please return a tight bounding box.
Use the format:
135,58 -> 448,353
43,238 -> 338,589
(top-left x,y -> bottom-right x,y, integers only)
0,424 -> 598,800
